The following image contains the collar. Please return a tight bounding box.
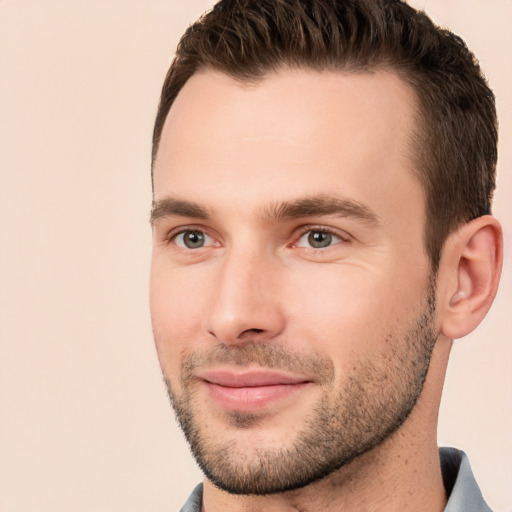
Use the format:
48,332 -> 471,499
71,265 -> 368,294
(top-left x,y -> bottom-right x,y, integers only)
440,447 -> 492,512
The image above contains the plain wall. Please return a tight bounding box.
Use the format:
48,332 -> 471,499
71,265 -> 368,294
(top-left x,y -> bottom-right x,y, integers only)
0,1 -> 510,511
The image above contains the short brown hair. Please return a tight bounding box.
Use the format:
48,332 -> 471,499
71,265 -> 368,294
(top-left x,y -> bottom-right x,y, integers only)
152,0 -> 497,270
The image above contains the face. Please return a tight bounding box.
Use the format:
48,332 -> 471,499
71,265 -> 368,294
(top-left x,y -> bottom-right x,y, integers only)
150,69 -> 437,494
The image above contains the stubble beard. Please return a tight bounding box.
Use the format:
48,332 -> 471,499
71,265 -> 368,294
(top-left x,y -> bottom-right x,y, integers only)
163,281 -> 438,496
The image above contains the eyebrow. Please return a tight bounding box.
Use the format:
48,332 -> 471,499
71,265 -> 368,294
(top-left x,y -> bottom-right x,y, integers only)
150,197 -> 210,225
261,194 -> 380,226
150,194 -> 380,227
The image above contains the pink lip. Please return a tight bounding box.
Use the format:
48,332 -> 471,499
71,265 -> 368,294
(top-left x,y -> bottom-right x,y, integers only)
198,370 -> 312,411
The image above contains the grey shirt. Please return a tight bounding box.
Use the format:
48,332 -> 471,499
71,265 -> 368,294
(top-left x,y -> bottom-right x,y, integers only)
179,447 -> 492,512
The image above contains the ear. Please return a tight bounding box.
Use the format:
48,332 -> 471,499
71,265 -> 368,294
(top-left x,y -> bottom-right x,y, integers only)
438,215 -> 503,340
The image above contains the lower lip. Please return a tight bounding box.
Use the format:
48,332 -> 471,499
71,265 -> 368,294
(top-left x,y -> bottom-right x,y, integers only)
204,382 -> 310,411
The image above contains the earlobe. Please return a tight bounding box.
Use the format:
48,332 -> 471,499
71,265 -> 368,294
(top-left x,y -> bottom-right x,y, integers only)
439,215 -> 503,340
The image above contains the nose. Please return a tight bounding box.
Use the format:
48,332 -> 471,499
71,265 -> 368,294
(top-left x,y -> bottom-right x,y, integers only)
204,246 -> 286,345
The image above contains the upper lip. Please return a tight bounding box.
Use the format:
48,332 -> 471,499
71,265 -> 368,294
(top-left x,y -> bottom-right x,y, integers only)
198,369 -> 311,388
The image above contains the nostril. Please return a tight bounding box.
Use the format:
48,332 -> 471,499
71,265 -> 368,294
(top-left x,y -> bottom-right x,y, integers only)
239,328 -> 264,337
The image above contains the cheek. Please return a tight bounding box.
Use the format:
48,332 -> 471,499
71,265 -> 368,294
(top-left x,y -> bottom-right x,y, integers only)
149,264 -> 209,372
283,264 -> 424,362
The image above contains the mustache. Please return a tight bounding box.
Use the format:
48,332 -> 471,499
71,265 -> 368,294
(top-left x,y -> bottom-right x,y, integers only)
180,342 -> 335,383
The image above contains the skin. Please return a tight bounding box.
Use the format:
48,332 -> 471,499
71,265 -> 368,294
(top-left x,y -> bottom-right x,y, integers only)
150,69 -> 502,512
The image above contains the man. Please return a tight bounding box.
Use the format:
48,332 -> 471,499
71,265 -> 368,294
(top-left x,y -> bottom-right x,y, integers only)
149,0 -> 503,510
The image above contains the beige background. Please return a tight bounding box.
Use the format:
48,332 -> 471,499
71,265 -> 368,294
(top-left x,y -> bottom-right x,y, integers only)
0,1 -> 510,511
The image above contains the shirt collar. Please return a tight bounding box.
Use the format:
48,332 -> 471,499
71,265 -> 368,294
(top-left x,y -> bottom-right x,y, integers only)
440,447 -> 492,512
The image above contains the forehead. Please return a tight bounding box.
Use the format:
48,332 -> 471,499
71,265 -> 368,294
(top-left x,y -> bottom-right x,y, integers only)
153,68 -> 423,226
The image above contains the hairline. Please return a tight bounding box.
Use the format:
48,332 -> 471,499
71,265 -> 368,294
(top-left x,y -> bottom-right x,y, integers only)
152,62 -> 426,173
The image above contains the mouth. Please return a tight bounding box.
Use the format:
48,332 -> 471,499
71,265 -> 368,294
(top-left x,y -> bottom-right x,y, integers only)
197,369 -> 312,412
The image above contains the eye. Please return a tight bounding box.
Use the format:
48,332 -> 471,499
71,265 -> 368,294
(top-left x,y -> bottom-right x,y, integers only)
296,229 -> 344,249
174,230 -> 214,249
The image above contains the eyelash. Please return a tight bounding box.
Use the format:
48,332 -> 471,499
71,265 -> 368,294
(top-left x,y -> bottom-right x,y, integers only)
292,226 -> 349,249
165,225 -> 214,246
163,225 -> 350,250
